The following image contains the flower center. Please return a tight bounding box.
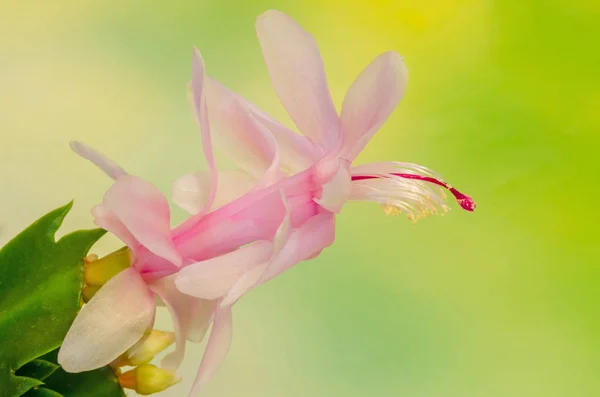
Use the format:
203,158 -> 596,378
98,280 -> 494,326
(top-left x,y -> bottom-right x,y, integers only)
351,173 -> 476,212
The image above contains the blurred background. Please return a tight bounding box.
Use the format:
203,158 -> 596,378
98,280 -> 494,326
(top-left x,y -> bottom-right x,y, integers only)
1,0 -> 599,396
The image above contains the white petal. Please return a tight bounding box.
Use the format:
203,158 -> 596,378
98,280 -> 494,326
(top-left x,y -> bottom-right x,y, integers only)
256,10 -> 341,150
314,166 -> 352,213
340,52 -> 408,160
58,268 -> 155,372
175,241 -> 273,300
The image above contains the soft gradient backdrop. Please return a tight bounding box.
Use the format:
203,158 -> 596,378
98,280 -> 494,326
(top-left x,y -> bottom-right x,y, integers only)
1,0 -> 598,396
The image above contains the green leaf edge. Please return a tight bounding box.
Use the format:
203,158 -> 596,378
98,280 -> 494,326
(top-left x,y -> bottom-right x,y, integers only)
0,201 -> 107,397
15,359 -> 60,382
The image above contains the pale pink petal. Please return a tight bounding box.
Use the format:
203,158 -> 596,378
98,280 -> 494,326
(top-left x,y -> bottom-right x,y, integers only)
175,240 -> 273,300
69,141 -> 128,180
102,175 -> 181,266
340,51 -> 409,161
256,10 -> 341,150
206,78 -> 282,183
220,191 -> 292,307
91,204 -> 138,251
190,48 -> 218,215
188,306 -> 233,396
314,166 -> 352,213
259,212 -> 336,283
58,268 -> 155,372
172,170 -> 257,214
149,276 -> 217,370
244,100 -> 321,172
206,79 -> 321,172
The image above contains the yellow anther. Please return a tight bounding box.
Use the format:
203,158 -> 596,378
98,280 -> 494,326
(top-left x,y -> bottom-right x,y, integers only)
381,203 -> 401,216
440,187 -> 448,200
118,364 -> 182,395
84,247 -> 132,287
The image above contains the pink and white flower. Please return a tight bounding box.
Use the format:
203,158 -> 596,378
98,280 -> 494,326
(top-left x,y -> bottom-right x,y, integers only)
60,10 -> 475,396
173,10 -> 475,292
58,53 -> 294,396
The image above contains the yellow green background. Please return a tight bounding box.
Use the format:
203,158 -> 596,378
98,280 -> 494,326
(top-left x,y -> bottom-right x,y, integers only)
1,0 -> 598,396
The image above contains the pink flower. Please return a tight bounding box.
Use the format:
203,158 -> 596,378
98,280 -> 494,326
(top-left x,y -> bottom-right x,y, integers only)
58,54 -> 295,395
59,10 -> 476,396
174,10 -> 475,284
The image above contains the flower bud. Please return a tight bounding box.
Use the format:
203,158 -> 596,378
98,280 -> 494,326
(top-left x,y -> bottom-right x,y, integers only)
126,330 -> 176,366
118,364 -> 181,395
81,285 -> 101,302
84,247 -> 132,286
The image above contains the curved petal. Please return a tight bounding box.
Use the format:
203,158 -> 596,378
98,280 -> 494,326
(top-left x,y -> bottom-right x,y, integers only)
314,166 -> 352,213
220,191 -> 292,308
58,268 -> 155,372
190,48 -> 218,215
91,204 -> 138,251
149,276 -> 217,370
69,141 -> 128,180
206,78 -> 282,183
256,10 -> 341,150
103,175 -> 181,266
175,240 -> 273,300
244,100 -> 321,173
340,51 -> 409,161
172,170 -> 257,214
205,79 -> 320,173
188,306 -> 233,396
259,212 -> 336,283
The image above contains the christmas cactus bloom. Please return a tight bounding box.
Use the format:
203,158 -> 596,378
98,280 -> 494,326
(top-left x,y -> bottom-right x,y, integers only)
58,54 -> 295,395
174,11 -> 475,283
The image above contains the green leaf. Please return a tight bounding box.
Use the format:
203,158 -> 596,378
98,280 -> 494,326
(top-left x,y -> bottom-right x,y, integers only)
37,364 -> 125,397
19,349 -> 125,397
21,388 -> 64,397
15,360 -> 59,382
0,202 -> 106,397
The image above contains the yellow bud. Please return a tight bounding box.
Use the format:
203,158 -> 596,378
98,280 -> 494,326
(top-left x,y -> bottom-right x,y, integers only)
118,364 -> 181,395
126,330 -> 176,366
82,285 -> 101,302
84,247 -> 132,286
